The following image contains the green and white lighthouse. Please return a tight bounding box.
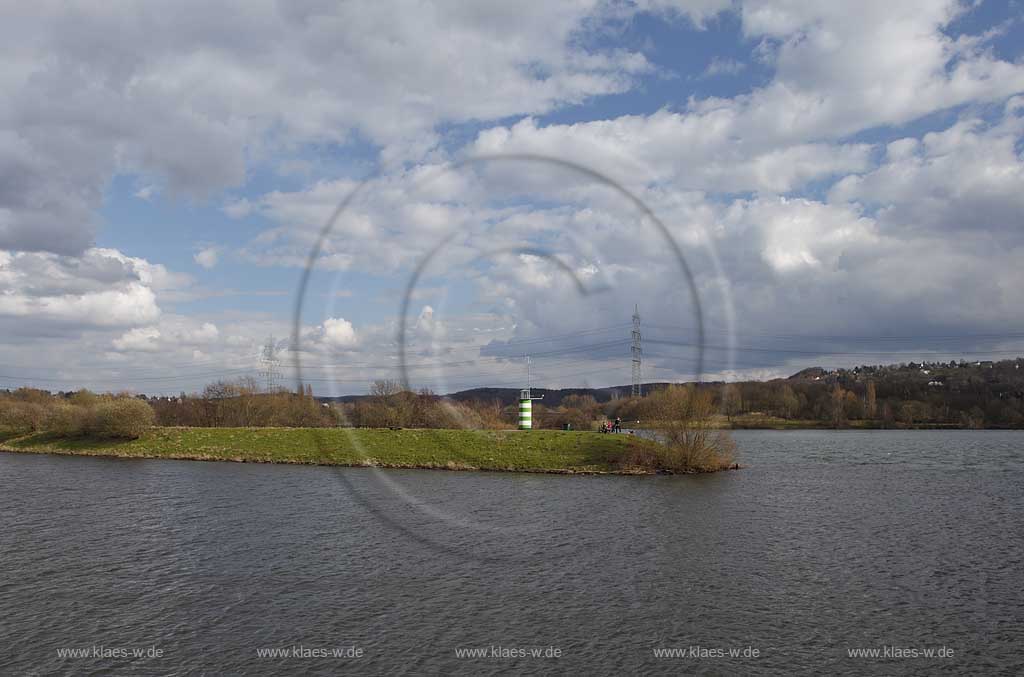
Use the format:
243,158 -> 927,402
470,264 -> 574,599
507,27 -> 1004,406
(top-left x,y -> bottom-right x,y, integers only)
518,356 -> 543,430
518,389 -> 533,429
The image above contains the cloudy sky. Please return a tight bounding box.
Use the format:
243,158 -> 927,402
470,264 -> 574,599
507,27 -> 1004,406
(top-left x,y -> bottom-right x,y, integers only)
2,0 -> 1024,396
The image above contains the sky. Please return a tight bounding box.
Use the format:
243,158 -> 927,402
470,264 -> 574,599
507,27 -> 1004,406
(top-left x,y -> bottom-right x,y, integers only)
2,0 -> 1024,396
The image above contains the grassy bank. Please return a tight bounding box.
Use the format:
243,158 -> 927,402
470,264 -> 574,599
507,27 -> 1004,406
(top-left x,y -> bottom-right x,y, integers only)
0,426 -> 689,474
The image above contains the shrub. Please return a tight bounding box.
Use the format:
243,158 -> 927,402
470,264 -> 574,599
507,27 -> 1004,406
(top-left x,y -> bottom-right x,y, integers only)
464,399 -> 513,429
46,402 -> 90,437
85,398 -> 156,439
621,385 -> 735,473
656,386 -> 735,471
550,407 -> 592,431
0,400 -> 46,433
69,389 -> 100,409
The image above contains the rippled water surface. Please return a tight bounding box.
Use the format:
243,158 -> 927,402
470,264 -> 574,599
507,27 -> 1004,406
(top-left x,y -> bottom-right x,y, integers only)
1,430 -> 1022,675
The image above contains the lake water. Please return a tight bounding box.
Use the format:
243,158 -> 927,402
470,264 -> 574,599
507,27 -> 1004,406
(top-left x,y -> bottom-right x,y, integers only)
1,430 -> 1022,675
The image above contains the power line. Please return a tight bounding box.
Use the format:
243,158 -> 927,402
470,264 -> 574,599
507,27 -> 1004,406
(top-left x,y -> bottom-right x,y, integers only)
643,339 -> 1024,358
644,322 -> 1024,343
0,342 -> 626,388
0,349 -> 621,392
0,324 -> 634,379
13,320 -> 1024,381
8,320 -> 1024,394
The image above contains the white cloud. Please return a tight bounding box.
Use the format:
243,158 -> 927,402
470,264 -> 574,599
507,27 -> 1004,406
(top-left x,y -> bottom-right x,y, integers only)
222,198 -> 253,219
471,114 -> 873,193
0,283 -> 160,328
719,1 -> 1024,140
180,321 -> 220,345
111,317 -> 220,353
635,0 -> 733,27
0,248 -> 166,329
321,317 -> 358,349
95,248 -> 193,296
3,1 -> 1024,392
0,1 -> 654,256
724,197 -> 878,273
134,185 -> 158,200
113,327 -> 162,352
194,246 -> 220,269
464,0 -> 1023,198
828,98 -> 1024,239
703,57 -> 746,77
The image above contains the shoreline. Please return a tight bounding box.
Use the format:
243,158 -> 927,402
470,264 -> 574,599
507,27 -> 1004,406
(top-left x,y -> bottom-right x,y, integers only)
637,419 -> 1008,431
0,445 -> 668,475
0,427 -> 731,476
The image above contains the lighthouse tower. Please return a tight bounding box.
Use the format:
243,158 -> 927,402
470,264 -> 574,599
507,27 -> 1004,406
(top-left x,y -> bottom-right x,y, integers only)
518,356 -> 543,430
518,389 -> 534,430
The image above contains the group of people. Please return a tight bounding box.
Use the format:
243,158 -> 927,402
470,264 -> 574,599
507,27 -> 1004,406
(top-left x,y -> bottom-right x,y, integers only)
601,417 -> 623,433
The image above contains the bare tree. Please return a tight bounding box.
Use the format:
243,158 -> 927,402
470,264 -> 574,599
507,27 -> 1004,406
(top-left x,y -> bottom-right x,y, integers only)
865,380 -> 877,419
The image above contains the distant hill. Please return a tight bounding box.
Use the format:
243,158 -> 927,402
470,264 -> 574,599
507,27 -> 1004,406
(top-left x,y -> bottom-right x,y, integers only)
445,385 -> 674,407
788,367 -> 827,381
314,357 -> 1024,428
319,383 -> 676,406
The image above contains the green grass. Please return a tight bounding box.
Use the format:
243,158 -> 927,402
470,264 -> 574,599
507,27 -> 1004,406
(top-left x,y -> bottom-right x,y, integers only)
0,426 -> 668,474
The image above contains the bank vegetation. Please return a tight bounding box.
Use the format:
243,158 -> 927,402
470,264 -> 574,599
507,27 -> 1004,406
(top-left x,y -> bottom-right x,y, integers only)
0,380 -> 736,474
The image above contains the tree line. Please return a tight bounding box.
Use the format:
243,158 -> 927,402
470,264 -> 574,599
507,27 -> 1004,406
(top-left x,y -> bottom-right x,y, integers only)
707,359 -> 1024,428
4,357 -> 1024,440
0,388 -> 155,439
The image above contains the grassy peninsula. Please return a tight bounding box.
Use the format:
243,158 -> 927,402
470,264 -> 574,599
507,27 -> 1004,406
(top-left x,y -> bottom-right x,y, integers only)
0,426 -> 693,475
